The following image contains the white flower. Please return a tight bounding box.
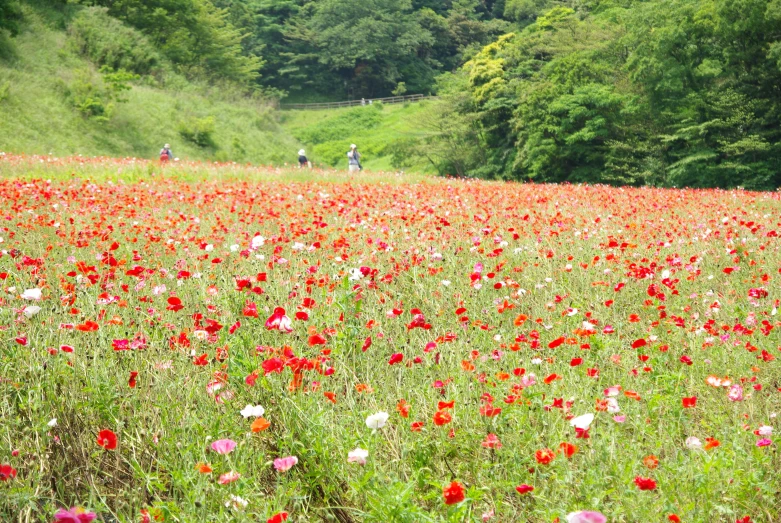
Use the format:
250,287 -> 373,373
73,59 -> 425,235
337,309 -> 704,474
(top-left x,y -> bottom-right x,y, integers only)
251,235 -> 265,249
230,244 -> 240,252
292,242 -> 305,251
240,404 -> 265,419
47,418 -> 57,428
606,398 -> 620,413
23,305 -> 41,317
225,495 -> 248,509
204,244 -> 214,252
441,280 -> 451,286
431,252 -> 443,261
758,425 -> 773,436
349,268 -> 364,281
21,288 -> 42,300
347,447 -> 369,465
365,411 -> 389,430
685,437 -> 702,450
569,413 -> 595,430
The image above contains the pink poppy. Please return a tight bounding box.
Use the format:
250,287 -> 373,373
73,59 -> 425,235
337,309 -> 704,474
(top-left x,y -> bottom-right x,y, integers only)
53,507 -> 97,523
218,471 -> 240,484
211,439 -> 237,455
273,455 -> 298,472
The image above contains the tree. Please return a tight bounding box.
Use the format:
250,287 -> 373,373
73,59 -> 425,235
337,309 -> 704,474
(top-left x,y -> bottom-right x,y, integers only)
291,0 -> 436,97
78,0 -> 261,85
0,0 -> 22,36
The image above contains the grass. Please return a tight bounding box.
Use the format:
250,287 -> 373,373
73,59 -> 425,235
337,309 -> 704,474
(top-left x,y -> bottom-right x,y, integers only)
0,157 -> 780,523
279,102 -> 436,173
0,5 -> 301,165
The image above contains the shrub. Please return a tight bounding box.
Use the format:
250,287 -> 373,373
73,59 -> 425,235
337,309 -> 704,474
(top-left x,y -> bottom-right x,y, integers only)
69,7 -> 160,75
178,116 -> 216,148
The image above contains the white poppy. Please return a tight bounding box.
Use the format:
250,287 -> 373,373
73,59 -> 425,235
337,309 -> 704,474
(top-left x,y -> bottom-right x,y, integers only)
365,411 -> 389,430
240,404 -> 265,419
569,413 -> 595,430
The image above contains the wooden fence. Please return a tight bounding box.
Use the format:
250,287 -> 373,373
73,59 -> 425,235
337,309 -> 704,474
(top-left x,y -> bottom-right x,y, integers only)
279,94 -> 437,110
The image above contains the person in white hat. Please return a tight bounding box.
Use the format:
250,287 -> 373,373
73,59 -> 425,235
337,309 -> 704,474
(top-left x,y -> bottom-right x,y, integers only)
298,149 -> 311,169
347,144 -> 361,172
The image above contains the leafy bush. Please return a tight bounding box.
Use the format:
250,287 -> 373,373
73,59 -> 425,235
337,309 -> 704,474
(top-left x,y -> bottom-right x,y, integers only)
178,116 -> 216,148
69,7 -> 160,75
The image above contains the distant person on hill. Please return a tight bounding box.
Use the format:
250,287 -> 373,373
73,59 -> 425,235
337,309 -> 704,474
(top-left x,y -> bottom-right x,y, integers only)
347,144 -> 362,172
298,149 -> 312,169
159,144 -> 173,163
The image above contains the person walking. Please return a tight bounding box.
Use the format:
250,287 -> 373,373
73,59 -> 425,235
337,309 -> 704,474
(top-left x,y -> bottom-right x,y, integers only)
159,144 -> 173,163
347,144 -> 362,172
298,149 -> 312,169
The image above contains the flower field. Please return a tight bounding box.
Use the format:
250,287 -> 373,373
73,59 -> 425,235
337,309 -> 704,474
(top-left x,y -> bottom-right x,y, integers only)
1,155 -> 780,523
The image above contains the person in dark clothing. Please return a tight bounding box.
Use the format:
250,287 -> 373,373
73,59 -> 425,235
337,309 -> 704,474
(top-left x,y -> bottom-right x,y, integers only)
298,149 -> 312,168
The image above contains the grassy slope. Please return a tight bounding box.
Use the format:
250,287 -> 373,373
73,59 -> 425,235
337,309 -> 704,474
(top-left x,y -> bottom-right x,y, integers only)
0,6 -> 301,164
279,101 -> 436,173
0,4 -> 436,172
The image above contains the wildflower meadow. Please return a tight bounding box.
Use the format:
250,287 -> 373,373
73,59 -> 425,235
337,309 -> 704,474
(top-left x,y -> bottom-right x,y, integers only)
1,155 -> 780,523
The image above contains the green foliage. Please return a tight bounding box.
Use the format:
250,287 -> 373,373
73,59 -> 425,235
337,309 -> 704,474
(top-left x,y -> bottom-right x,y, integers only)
69,7 -> 160,75
77,0 -> 261,85
178,115 -> 217,148
0,0 -> 22,36
446,0 -> 781,188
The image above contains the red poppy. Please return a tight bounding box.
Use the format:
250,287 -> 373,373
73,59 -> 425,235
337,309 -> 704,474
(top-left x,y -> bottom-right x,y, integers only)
97,429 -> 118,450
668,515 -> 681,523
267,512 -> 288,523
682,396 -> 697,408
548,337 -> 565,349
128,371 -> 138,388
388,353 -> 404,365
442,481 -> 465,505
535,448 -> 555,465
433,410 -> 452,426
559,442 -> 578,458
0,464 -> 17,481
515,484 -> 534,494
634,476 -> 657,490
704,437 -> 720,450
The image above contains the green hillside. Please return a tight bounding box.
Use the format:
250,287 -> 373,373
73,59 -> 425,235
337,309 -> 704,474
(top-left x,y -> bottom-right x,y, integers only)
0,3 -> 300,164
279,102 -> 435,172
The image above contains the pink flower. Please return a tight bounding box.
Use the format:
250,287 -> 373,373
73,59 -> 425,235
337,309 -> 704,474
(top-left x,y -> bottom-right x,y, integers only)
218,471 -> 240,484
53,507 -> 97,523
613,415 -> 626,423
482,433 -> 502,449
727,385 -> 744,402
566,511 -> 607,523
756,438 -> 772,447
211,439 -> 237,455
273,455 -> 298,472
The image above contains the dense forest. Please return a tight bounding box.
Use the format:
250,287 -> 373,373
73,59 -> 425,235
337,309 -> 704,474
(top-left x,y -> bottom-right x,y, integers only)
1,0 -> 781,188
